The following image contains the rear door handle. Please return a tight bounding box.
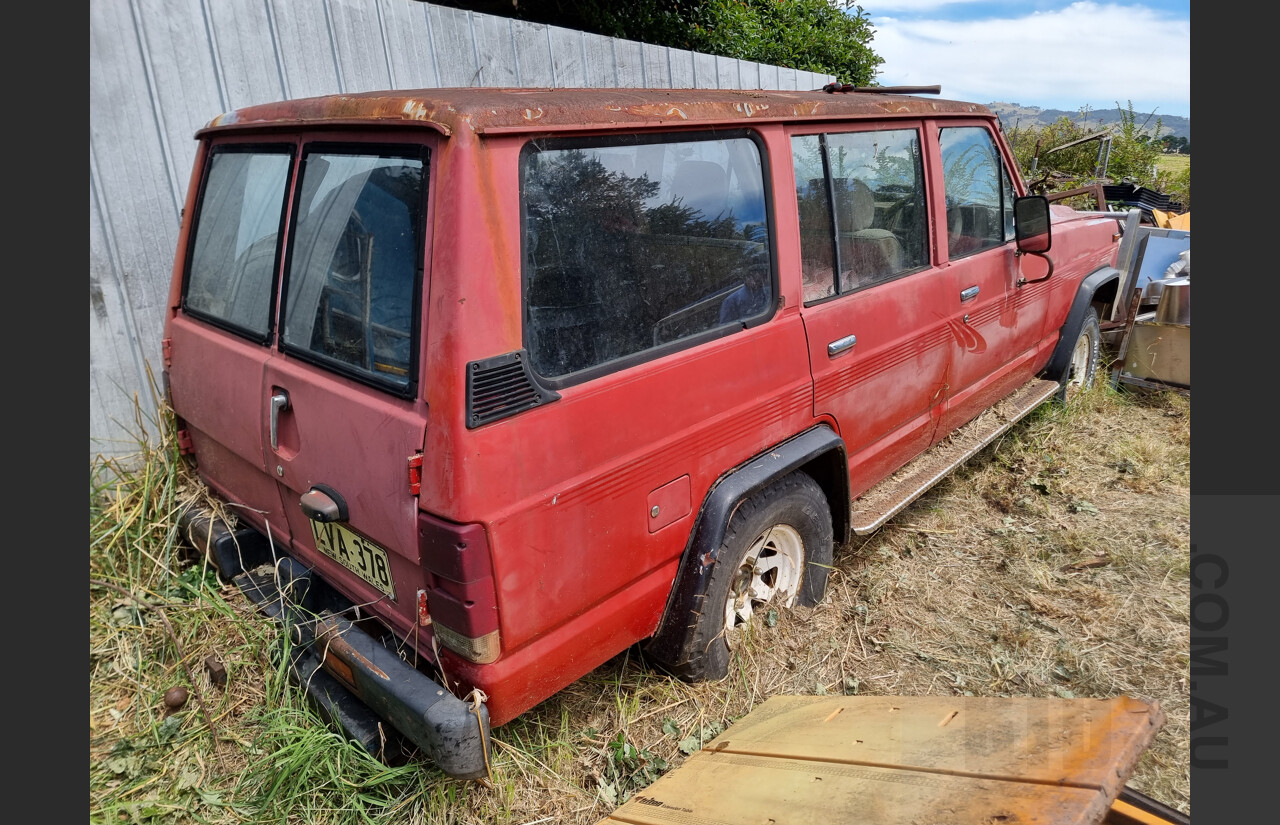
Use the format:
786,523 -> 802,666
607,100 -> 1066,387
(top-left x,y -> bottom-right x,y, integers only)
960,286 -> 980,302
300,485 -> 348,523
270,391 -> 290,451
827,334 -> 857,357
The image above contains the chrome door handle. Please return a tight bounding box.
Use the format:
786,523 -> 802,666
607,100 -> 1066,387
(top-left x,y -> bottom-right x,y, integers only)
827,334 -> 857,357
270,391 -> 290,451
960,286 -> 980,302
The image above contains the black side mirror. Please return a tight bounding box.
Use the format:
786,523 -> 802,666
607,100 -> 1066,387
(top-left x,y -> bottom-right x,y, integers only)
1014,195 -> 1051,254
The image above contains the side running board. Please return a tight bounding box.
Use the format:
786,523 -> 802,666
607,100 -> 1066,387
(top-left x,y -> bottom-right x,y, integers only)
850,378 -> 1061,535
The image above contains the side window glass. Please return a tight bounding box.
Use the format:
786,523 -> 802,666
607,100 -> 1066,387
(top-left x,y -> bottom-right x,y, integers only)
522,134 -> 772,381
282,149 -> 425,391
792,135 -> 836,303
1002,161 -> 1018,241
185,149 -> 292,337
791,128 -> 927,300
940,127 -> 1007,258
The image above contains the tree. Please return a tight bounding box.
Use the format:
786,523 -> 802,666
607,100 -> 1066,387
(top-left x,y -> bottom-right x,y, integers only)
1003,114 -> 1102,185
439,1 -> 884,85
694,0 -> 882,85
1103,100 -> 1164,184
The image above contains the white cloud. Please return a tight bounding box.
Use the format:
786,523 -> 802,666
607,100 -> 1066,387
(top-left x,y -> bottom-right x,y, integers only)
853,0 -> 989,11
869,3 -> 1190,116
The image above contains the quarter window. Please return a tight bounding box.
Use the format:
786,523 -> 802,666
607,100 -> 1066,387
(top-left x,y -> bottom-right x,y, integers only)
791,129 -> 928,302
522,134 -> 773,381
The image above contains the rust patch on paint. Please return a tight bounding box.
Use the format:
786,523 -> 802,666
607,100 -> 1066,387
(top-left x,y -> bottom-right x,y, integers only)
317,617 -> 389,680
198,88 -> 987,138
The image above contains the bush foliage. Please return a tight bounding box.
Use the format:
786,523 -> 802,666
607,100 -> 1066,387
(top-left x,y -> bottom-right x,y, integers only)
497,0 -> 883,86
1003,101 -> 1189,209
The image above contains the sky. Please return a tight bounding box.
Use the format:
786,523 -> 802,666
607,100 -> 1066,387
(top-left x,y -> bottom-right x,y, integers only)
859,1 -> 1190,118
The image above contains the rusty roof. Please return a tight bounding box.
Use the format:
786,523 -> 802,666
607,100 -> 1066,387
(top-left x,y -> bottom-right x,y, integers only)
200,87 -> 994,137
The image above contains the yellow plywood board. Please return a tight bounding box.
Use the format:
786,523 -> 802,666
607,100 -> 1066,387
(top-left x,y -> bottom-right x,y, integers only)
1152,209 -> 1191,231
599,695 -> 1164,825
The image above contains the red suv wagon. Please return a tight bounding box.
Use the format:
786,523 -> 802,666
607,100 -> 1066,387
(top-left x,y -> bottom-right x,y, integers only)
164,87 -> 1123,779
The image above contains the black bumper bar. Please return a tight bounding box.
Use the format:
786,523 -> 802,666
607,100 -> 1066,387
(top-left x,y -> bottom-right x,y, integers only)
180,508 -> 491,780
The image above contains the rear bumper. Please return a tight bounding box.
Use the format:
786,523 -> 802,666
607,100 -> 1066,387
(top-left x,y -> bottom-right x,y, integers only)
179,507 -> 492,780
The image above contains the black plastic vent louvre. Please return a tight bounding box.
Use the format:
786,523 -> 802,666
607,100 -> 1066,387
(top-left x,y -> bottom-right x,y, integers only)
465,350 -> 559,428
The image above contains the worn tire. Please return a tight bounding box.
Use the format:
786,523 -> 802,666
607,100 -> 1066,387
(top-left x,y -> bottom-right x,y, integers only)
1056,307 -> 1101,403
674,472 -> 833,682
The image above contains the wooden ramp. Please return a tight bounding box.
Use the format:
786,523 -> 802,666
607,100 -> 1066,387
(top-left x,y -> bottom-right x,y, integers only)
598,695 -> 1173,825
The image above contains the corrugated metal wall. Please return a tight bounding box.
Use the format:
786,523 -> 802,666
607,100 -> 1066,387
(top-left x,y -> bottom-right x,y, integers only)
89,0 -> 833,463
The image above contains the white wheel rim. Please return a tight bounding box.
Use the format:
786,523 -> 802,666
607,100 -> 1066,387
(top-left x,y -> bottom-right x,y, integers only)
723,524 -> 805,644
1066,332 -> 1092,394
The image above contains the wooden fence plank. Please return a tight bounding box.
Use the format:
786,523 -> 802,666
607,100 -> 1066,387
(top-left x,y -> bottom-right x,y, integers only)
427,5 -> 479,87
88,0 -> 834,459
379,0 -> 439,90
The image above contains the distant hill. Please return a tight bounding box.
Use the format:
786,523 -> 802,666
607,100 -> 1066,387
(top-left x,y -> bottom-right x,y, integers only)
986,103 -> 1190,144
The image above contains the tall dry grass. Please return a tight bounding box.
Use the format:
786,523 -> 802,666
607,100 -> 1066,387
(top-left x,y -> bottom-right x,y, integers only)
89,381 -> 1190,823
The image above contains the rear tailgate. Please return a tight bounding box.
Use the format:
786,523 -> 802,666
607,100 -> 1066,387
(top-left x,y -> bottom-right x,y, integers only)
263,144 -> 434,640
266,357 -> 429,638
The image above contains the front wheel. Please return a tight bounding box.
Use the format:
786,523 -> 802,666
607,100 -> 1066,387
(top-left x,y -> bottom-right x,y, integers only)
674,471 -> 834,682
1057,307 -> 1101,403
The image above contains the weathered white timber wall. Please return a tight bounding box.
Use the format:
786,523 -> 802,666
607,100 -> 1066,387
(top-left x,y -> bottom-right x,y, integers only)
89,0 -> 833,464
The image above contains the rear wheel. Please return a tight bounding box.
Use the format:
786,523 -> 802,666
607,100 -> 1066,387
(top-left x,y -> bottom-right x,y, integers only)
723,523 -> 806,642
1057,308 -> 1101,402
675,471 -> 833,682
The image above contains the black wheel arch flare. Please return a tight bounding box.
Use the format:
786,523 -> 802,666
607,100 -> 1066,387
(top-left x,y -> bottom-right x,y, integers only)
644,425 -> 848,667
1043,266 -> 1121,383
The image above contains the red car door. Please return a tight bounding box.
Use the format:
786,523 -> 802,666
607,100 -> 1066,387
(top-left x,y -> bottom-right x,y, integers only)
263,140 -> 434,640
791,125 -> 953,498
166,142 -> 297,551
933,123 -> 1051,427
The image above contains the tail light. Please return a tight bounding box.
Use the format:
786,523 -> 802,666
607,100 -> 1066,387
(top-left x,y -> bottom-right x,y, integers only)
432,623 -> 500,664
418,513 -> 500,664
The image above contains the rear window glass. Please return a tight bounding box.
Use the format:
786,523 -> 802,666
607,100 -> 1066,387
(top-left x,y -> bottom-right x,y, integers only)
521,133 -> 773,381
281,149 -> 425,391
184,148 -> 292,338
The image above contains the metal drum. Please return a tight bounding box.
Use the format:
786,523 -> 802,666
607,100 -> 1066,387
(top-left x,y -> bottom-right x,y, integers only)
1141,277 -> 1168,306
1155,277 -> 1190,325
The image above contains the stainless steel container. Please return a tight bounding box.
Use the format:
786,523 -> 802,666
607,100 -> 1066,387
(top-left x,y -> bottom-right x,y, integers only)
1141,277 -> 1168,306
1155,277 -> 1190,325
1124,322 -> 1190,387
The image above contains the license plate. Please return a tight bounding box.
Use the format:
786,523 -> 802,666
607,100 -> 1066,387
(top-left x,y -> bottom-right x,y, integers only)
310,520 -> 397,600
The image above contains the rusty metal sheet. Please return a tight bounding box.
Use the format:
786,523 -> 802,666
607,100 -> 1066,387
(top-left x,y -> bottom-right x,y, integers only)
598,695 -> 1164,825
1121,322 -> 1190,388
199,88 -> 993,138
